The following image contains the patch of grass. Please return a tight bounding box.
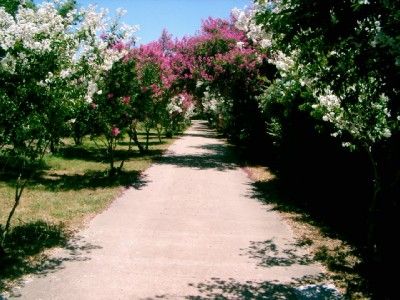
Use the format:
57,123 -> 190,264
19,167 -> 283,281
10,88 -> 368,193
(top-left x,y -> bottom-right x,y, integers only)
0,131 -> 175,228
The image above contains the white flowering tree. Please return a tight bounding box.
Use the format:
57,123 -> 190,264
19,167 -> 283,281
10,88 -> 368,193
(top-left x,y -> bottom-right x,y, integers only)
166,92 -> 195,135
253,1 -> 400,290
0,1 -> 81,253
0,0 -> 138,254
71,5 -> 138,175
236,1 -> 399,203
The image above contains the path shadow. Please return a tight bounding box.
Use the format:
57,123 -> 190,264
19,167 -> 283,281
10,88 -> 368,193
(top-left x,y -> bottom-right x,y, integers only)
241,239 -> 314,268
143,276 -> 341,299
182,132 -> 217,138
248,178 -> 332,237
185,277 -> 342,300
0,221 -> 101,294
247,178 -> 366,297
155,143 -> 237,171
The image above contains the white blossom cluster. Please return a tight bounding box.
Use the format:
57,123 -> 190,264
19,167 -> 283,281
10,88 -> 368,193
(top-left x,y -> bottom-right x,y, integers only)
313,89 -> 342,123
314,83 -> 394,147
167,96 -> 183,115
0,1 -> 138,105
236,1 -> 397,149
0,2 -> 73,53
231,4 -> 272,49
167,94 -> 194,120
202,87 -> 231,117
269,50 -> 295,74
73,4 -> 138,103
232,4 -> 295,75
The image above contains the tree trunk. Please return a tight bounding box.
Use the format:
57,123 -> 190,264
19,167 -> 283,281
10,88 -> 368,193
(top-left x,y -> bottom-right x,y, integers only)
366,147 -> 381,258
128,135 -> 133,152
1,174 -> 26,250
50,139 -> 56,153
145,129 -> 150,151
129,125 -> 144,154
108,139 -> 115,176
156,125 -> 162,143
73,135 -> 83,146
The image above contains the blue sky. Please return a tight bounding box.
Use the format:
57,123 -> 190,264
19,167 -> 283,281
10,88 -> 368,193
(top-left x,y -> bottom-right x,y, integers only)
75,0 -> 252,44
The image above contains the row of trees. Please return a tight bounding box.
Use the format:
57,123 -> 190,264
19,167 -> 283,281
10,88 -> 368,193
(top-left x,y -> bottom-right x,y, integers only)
118,0 -> 397,297
1,0 -> 398,296
184,1 -> 398,297
0,1 -> 194,255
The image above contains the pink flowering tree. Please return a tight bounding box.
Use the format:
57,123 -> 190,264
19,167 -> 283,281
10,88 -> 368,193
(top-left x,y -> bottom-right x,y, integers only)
130,41 -> 166,150
129,30 -> 188,145
170,17 -> 266,144
89,56 -> 139,176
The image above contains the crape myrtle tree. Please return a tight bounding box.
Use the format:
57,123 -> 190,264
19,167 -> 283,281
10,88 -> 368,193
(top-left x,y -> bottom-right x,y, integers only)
130,29 -> 194,143
81,10 -> 138,176
72,6 -> 138,176
252,0 -> 400,296
0,1 -> 138,255
171,17 -> 267,146
130,41 -> 169,150
89,57 -> 139,176
0,0 -> 80,255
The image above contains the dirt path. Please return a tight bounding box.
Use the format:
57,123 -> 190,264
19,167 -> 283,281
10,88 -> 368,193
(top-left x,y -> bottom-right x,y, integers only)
5,121 -> 340,299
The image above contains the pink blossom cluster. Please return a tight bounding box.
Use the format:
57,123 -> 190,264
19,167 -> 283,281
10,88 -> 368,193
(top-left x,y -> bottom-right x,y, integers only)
111,126 -> 120,137
119,17 -> 263,119
167,17 -> 263,85
127,30 -> 178,98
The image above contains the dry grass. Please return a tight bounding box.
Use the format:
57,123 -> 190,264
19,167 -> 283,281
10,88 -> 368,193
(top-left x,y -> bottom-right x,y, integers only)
244,165 -> 370,299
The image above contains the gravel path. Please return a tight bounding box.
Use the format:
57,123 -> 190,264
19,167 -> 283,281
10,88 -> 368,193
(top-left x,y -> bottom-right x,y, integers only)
6,121 -> 340,299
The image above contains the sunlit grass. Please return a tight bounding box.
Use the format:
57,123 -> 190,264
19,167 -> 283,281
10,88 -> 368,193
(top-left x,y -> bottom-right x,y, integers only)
0,130 -> 176,230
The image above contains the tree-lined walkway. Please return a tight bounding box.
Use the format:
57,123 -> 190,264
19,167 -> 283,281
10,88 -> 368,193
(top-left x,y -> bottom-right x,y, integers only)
5,121 -> 339,299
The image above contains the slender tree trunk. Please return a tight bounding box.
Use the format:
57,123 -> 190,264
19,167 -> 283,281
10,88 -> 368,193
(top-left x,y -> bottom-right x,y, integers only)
108,139 -> 115,176
1,173 -> 26,251
145,129 -> 150,151
73,136 -> 83,146
366,147 -> 380,258
118,159 -> 125,172
129,124 -> 144,154
128,135 -> 133,152
156,125 -> 162,143
50,139 -> 56,153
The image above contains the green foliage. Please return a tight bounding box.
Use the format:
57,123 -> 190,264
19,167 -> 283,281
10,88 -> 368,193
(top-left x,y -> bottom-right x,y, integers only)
0,0 -> 34,15
90,58 -> 140,173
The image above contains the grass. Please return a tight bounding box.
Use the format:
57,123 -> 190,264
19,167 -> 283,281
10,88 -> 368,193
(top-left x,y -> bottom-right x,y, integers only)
0,131 -> 175,228
0,129 -> 178,292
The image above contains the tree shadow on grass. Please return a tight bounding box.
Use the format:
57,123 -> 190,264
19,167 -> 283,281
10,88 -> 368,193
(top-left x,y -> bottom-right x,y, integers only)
118,140 -> 167,147
0,221 -> 101,294
36,169 -> 148,191
0,169 -> 148,191
57,146 -> 164,163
